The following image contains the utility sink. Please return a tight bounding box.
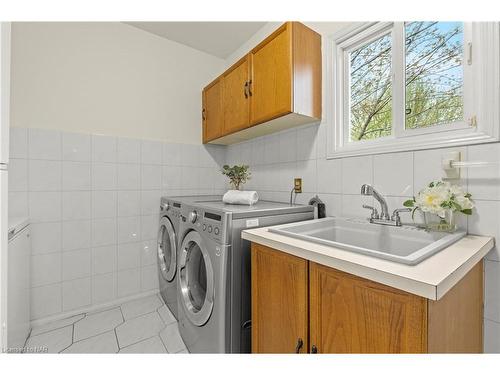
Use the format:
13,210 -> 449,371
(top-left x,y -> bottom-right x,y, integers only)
268,217 -> 466,265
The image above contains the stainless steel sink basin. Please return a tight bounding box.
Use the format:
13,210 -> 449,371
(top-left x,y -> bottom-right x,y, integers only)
268,217 -> 466,265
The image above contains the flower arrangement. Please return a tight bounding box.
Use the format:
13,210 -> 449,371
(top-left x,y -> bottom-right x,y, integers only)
221,164 -> 251,190
403,181 -> 473,232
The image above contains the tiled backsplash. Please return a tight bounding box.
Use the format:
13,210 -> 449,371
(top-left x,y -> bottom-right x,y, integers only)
8,127 -> 226,321
226,121 -> 500,353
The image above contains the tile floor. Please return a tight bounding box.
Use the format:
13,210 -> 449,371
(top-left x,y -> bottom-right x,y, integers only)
25,294 -> 188,353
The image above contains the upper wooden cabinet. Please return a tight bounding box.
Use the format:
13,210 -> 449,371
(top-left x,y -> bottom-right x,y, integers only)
201,22 -> 321,145
249,24 -> 293,125
223,56 -> 250,135
202,78 -> 223,143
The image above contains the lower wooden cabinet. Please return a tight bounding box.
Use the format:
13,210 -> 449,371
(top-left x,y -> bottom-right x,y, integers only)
251,243 -> 308,353
309,262 -> 427,353
251,243 -> 484,354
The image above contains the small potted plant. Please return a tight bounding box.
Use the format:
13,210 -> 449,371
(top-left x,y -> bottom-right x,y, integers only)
403,181 -> 473,232
221,164 -> 251,190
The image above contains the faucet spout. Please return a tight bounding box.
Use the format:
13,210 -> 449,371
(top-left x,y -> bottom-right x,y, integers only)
360,184 -> 390,220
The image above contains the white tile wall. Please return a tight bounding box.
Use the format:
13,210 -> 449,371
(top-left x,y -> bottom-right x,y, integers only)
225,122 -> 500,353
62,132 -> 91,162
9,127 -> 226,321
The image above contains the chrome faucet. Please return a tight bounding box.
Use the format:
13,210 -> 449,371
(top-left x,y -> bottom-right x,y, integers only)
360,184 -> 390,220
361,184 -> 409,226
391,208 -> 412,226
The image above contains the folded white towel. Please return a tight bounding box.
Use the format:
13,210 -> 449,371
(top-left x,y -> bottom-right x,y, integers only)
222,190 -> 259,205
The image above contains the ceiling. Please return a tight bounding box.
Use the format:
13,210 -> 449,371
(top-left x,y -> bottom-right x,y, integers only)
125,22 -> 267,59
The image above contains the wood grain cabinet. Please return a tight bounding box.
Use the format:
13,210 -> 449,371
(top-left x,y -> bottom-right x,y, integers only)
202,77 -> 223,143
251,243 -> 484,354
222,56 -> 250,135
251,243 -> 309,353
201,22 -> 321,145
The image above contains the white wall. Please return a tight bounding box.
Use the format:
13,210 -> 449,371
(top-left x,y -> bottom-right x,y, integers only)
10,22 -> 225,144
225,21 -> 500,353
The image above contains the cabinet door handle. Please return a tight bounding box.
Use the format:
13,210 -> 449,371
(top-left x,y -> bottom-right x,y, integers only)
248,79 -> 253,96
244,81 -> 249,98
311,345 -> 318,354
202,108 -> 206,121
295,338 -> 303,353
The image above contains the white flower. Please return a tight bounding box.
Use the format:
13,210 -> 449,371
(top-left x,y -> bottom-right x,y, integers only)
449,184 -> 465,197
412,180 -> 474,216
415,185 -> 449,216
456,195 -> 474,210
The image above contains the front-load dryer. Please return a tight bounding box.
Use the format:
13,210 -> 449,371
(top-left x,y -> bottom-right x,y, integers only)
157,197 -> 182,320
176,203 -> 230,353
174,197 -> 314,353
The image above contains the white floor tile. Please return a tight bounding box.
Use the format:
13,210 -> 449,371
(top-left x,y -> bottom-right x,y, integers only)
63,331 -> 118,353
157,305 -> 176,325
73,308 -> 123,341
26,326 -> 72,353
116,311 -> 164,348
159,323 -> 186,353
30,314 -> 85,337
119,336 -> 166,353
120,294 -> 163,320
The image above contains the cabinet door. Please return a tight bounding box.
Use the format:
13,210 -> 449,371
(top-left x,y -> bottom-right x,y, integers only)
223,56 -> 250,134
250,23 -> 292,125
251,243 -> 308,353
202,78 -> 223,143
309,263 -> 427,353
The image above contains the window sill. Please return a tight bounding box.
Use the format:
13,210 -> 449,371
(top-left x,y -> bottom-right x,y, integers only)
327,129 -> 498,159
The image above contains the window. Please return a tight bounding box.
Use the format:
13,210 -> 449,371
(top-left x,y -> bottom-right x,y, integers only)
349,32 -> 392,141
328,22 -> 500,158
404,22 -> 464,131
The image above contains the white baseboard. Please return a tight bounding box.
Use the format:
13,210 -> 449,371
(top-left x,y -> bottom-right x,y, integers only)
30,289 -> 160,328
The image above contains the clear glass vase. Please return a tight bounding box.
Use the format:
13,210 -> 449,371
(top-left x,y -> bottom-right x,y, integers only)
423,210 -> 457,233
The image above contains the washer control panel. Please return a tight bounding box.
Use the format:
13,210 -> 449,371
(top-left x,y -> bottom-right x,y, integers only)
160,200 -> 182,219
199,210 -> 223,242
179,204 -> 228,244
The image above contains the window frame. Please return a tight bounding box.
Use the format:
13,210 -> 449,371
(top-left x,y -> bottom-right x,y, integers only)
327,22 -> 500,159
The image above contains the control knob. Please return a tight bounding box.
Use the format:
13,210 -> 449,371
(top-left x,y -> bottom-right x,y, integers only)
188,210 -> 198,223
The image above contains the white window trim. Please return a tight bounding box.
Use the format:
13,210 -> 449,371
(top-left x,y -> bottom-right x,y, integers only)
326,22 -> 500,159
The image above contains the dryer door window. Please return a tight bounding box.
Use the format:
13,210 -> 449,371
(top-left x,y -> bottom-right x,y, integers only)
179,231 -> 214,327
157,217 -> 177,282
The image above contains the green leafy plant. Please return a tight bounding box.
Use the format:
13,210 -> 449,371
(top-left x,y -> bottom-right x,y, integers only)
221,165 -> 251,191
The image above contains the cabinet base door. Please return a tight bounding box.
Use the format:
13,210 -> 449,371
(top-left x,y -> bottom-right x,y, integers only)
309,263 -> 427,353
251,243 -> 308,353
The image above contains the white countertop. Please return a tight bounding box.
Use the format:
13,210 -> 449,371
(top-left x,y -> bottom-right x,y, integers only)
242,224 -> 494,300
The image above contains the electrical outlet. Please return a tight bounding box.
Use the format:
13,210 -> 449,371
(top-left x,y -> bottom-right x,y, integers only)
294,178 -> 302,193
442,151 -> 461,180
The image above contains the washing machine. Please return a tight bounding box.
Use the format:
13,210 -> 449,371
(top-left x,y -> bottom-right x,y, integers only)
176,198 -> 314,353
157,197 -> 183,320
